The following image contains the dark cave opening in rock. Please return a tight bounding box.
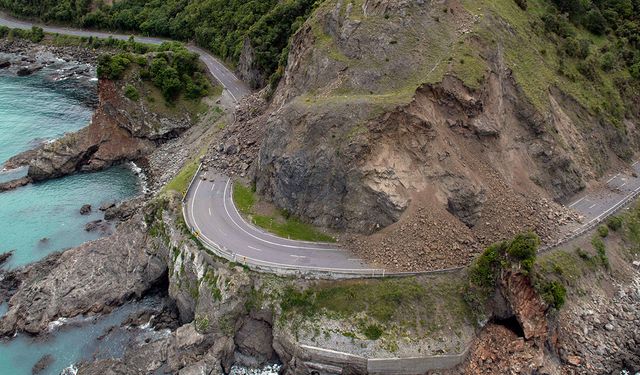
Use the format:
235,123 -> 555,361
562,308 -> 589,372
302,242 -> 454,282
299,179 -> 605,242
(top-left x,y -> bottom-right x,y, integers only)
493,316 -> 525,338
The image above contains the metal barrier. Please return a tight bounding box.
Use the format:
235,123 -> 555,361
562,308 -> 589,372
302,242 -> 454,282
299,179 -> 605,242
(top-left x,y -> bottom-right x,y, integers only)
181,162 -> 640,278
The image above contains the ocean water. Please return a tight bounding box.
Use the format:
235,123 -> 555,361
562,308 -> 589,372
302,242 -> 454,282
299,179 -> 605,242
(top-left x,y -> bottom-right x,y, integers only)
0,69 -> 141,269
0,297 -> 170,375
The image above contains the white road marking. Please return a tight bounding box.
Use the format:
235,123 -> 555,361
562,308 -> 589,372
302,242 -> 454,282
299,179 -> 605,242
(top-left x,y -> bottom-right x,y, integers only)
569,197 -> 585,208
348,258 -> 363,262
607,174 -> 620,183
208,207 -> 212,216
620,181 -> 627,188
210,182 -> 216,191
190,179 -> 221,249
221,178 -> 339,251
248,246 -> 263,252
589,203 -> 597,209
290,255 -> 307,259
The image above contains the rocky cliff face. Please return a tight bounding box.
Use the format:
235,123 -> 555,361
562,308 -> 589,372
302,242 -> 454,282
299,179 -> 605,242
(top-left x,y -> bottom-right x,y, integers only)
237,38 -> 268,90
246,0 -> 638,261
25,78 -> 193,181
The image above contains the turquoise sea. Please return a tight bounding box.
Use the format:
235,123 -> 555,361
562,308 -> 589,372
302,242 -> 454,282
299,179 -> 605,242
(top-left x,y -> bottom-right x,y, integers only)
0,70 -> 141,269
0,66 -> 142,374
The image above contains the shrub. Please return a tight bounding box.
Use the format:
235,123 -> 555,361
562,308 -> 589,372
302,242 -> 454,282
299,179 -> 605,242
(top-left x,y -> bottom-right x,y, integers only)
29,26 -> 44,43
506,232 -> 540,271
362,324 -> 383,340
124,84 -> 139,101
607,216 -> 623,231
539,280 -> 567,308
97,53 -> 132,80
597,225 -> 609,238
583,9 -> 607,35
600,52 -> 616,72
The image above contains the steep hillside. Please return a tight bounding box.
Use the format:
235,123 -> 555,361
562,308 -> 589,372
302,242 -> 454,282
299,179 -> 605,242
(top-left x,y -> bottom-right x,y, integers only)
249,0 -> 640,269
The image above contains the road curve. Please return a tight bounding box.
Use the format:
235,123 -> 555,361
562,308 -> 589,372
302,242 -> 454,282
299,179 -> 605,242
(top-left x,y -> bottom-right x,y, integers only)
0,13 -> 250,101
0,12 -> 374,273
184,171 -> 374,272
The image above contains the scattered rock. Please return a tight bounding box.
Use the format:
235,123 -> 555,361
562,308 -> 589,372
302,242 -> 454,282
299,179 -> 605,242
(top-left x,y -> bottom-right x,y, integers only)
32,354 -> 54,375
0,251 -> 14,267
0,60 -> 10,69
84,220 -> 111,233
99,202 -> 116,212
80,204 -> 92,215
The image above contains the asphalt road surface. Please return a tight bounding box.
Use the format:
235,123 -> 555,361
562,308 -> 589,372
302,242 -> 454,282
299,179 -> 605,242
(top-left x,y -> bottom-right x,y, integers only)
568,161 -> 640,227
0,13 -> 250,101
4,13 -> 636,272
185,171 -> 373,271
0,13 -> 372,272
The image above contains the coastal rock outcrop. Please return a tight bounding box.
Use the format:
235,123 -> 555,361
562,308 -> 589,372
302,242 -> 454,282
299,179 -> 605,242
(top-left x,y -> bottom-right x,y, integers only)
0,214 -> 165,336
25,78 -> 192,181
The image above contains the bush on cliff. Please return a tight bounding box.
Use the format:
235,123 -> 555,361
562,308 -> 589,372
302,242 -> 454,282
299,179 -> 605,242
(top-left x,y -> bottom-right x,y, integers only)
97,43 -> 209,102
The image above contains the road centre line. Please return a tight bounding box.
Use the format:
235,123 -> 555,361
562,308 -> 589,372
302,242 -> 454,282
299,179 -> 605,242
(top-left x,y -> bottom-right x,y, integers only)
607,174 -> 620,183
221,178 -> 339,251
569,197 -> 585,208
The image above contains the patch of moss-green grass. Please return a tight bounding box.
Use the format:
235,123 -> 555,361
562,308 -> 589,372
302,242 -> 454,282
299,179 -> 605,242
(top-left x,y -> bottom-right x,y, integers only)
252,215 -> 335,243
232,181 -> 335,243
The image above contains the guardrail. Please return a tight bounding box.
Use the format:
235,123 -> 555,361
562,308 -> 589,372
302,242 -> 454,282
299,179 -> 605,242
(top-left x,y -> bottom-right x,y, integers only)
538,183 -> 640,254
180,163 -> 464,279
181,162 -> 640,279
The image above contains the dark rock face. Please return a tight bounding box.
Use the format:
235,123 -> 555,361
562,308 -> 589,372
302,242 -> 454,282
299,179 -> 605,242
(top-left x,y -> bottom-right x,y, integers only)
32,354 -> 54,375
237,38 -> 267,89
16,64 -> 43,76
0,215 -> 166,336
0,59 -> 10,69
104,197 -> 144,222
84,219 -> 111,234
234,315 -> 275,367
445,181 -> 487,228
80,204 -> 92,215
0,251 -> 13,267
99,202 -> 116,211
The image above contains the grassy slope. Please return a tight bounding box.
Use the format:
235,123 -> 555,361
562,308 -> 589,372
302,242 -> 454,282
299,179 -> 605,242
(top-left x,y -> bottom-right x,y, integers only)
233,182 -> 335,243
461,0 -> 627,121
303,0 -> 629,130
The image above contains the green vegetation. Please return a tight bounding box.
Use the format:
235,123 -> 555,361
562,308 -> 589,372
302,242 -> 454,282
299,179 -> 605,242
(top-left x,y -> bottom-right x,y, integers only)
538,279 -> 567,308
607,215 -> 624,231
467,232 -> 571,310
123,84 -> 139,101
232,181 -> 335,242
97,42 -> 210,102
0,0 -> 321,84
597,224 -> 609,238
232,183 -> 256,215
281,279 -> 426,322
280,275 -> 473,342
362,324 -> 384,340
203,268 -> 222,301
163,157 -> 200,196
194,315 -> 210,332
0,26 -> 45,42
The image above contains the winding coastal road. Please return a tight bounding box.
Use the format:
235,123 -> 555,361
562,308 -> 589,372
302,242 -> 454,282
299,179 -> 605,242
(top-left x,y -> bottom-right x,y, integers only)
0,13 -> 374,273
186,172 -> 373,272
3,13 -> 640,275
0,13 -> 250,101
